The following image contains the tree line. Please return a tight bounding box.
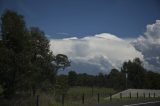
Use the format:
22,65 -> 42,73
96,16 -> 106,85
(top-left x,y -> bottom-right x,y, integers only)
57,58 -> 160,92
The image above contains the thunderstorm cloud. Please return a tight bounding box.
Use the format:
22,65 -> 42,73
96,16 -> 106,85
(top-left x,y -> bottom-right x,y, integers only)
50,33 -> 143,74
50,20 -> 160,74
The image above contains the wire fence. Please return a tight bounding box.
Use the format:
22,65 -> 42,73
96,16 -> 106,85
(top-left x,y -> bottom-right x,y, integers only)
0,91 -> 160,106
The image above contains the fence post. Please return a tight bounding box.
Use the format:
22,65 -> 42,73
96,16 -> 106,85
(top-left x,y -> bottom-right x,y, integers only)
120,93 -> 122,99
137,92 -> 139,99
154,92 -> 155,98
82,93 -> 84,104
92,86 -> 94,96
110,93 -> 112,101
62,94 -> 65,105
36,95 -> 39,106
143,92 -> 145,98
98,93 -> 100,104
149,92 -> 150,98
129,92 -> 131,99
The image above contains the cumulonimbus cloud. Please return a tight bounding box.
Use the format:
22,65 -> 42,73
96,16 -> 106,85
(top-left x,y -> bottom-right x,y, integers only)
49,20 -> 160,74
50,33 -> 143,74
132,20 -> 160,71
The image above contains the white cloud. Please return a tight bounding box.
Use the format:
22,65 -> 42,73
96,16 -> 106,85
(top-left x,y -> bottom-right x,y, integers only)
50,33 -> 143,74
145,20 -> 160,44
132,20 -> 160,71
63,37 -> 78,40
49,20 -> 160,74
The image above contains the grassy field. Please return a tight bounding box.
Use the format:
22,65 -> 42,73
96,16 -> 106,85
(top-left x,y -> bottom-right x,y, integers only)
48,87 -> 116,106
1,87 -> 159,106
0,87 -> 116,106
63,87 -> 116,105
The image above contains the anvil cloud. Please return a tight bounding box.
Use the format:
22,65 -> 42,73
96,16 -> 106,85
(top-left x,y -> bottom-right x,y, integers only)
50,20 -> 160,74
50,33 -> 143,74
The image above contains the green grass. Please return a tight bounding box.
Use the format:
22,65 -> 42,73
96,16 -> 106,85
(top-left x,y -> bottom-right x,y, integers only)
53,87 -> 116,106
68,87 -> 115,102
1,87 -> 160,106
0,87 -> 116,106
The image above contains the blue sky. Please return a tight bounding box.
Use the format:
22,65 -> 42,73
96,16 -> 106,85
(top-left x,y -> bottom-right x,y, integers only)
1,0 -> 160,74
1,0 -> 160,39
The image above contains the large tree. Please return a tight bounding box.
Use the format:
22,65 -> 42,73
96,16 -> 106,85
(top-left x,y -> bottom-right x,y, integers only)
121,58 -> 146,89
25,27 -> 56,96
0,10 -> 29,98
0,10 -> 70,98
1,10 -> 27,52
108,69 -> 125,89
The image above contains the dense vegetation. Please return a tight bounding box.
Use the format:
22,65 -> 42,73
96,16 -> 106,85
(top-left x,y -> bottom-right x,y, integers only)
0,10 -> 70,99
58,58 -> 160,91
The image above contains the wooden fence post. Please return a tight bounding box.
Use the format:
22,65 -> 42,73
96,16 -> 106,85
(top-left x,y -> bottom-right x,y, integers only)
143,92 -> 145,98
154,92 -> 155,98
36,95 -> 39,106
82,93 -> 84,104
110,93 -> 112,101
120,93 -> 122,99
97,93 -> 100,104
129,92 -> 131,99
149,92 -> 150,98
62,94 -> 65,105
137,92 -> 139,99
92,86 -> 94,96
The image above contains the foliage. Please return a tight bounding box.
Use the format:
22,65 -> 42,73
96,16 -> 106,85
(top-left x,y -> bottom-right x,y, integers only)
108,69 -> 125,90
145,71 -> 160,89
121,58 -> 146,89
0,10 -> 29,98
64,58 -> 160,90
0,10 -> 70,99
68,71 -> 77,86
55,75 -> 69,95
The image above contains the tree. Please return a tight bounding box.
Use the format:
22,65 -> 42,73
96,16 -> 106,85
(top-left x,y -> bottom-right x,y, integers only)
27,27 -> 70,95
55,75 -> 69,94
121,58 -> 146,89
108,69 -> 125,90
97,73 -> 105,87
1,10 -> 27,53
53,54 -> 70,72
26,27 -> 56,96
68,71 -> 77,86
145,71 -> 160,89
0,10 -> 70,98
0,10 -> 28,98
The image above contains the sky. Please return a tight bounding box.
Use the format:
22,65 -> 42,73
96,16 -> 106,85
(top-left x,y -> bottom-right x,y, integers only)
1,0 -> 160,74
50,20 -> 160,74
0,0 -> 160,39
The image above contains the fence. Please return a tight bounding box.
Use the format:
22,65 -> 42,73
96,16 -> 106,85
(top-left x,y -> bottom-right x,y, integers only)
1,89 -> 160,106
35,92 -> 159,106
110,89 -> 160,98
